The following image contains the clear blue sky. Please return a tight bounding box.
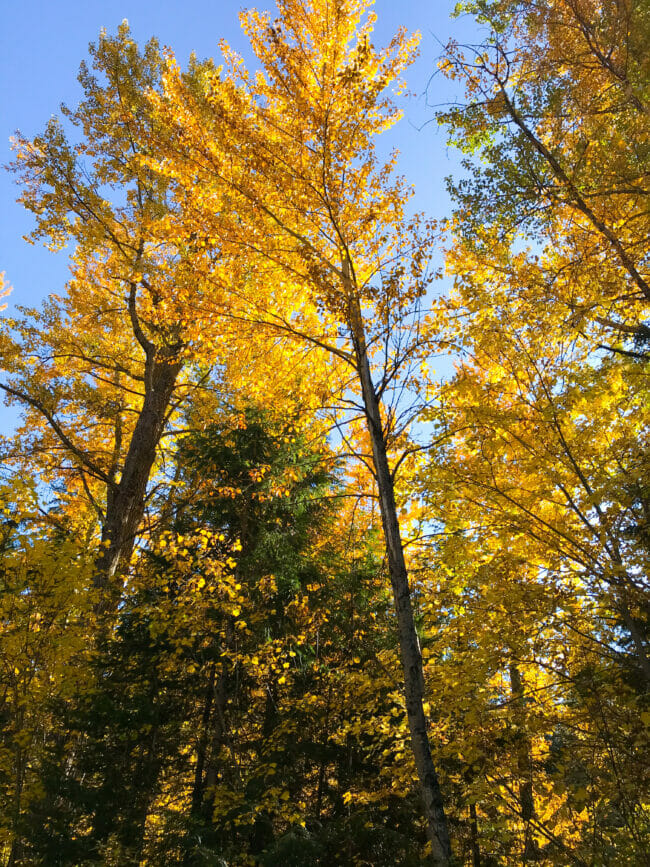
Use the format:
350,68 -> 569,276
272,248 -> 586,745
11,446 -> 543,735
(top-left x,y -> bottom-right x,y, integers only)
0,0 -> 481,429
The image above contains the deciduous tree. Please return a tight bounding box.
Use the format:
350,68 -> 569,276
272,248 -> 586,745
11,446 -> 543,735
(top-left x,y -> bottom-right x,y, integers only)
147,1 -> 452,857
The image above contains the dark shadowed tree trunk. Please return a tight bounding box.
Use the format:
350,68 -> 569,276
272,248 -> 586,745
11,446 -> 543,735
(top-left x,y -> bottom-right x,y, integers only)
95,333 -> 183,601
509,661 -> 539,862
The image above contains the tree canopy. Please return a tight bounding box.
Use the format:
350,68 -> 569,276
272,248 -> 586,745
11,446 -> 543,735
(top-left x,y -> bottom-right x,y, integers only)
1,1 -> 648,864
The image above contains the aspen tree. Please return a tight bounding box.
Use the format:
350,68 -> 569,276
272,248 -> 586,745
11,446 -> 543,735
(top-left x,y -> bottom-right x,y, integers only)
149,0 -> 452,858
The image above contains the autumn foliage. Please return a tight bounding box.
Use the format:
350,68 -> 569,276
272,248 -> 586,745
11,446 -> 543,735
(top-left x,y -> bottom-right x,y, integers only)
0,0 -> 648,864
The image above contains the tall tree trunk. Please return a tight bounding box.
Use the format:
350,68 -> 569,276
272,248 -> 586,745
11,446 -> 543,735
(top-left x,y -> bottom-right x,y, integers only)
7,738 -> 25,867
201,619 -> 235,822
130,698 -> 162,862
618,597 -> 650,688
469,802 -> 481,867
95,351 -> 182,602
347,290 -> 452,865
509,661 -> 539,862
201,665 -> 229,818
191,664 -> 216,816
315,683 -> 332,821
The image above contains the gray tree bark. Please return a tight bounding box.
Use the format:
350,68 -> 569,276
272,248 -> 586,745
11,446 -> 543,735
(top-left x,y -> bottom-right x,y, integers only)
346,286 -> 452,865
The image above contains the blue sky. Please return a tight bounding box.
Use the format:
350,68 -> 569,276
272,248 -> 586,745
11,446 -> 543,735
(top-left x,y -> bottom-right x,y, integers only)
0,0 -> 482,429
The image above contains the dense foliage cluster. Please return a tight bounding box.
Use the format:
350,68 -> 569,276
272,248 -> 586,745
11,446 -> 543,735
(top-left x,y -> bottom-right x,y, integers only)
1,0 -> 648,863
